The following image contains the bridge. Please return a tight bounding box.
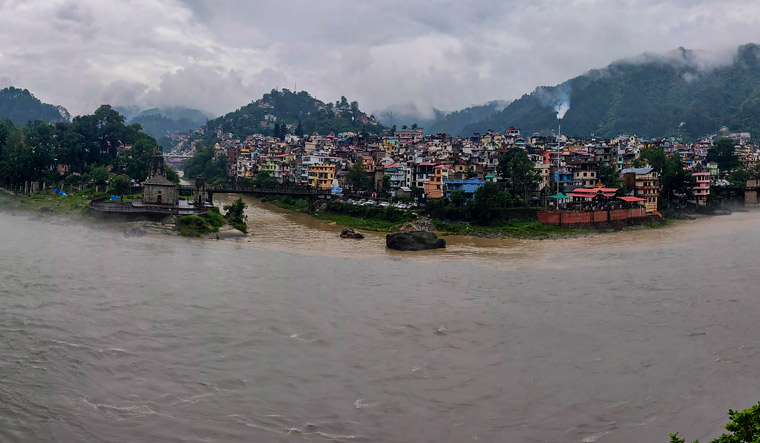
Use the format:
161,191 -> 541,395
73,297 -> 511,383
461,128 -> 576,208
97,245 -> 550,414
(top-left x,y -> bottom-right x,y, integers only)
164,153 -> 195,169
178,183 -> 333,212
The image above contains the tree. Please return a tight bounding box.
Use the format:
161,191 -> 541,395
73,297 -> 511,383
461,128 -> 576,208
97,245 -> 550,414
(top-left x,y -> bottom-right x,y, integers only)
295,120 -> 304,138
87,165 -> 110,190
727,168 -> 748,188
638,146 -> 668,174
411,123 -> 418,130
449,189 -> 467,207
348,158 -> 372,191
707,138 -> 741,173
165,165 -> 180,184
470,182 -> 510,225
598,162 -> 621,188
255,171 -> 278,187
116,138 -> 155,181
223,197 -> 248,233
661,153 -> 695,205
273,123 -> 281,139
109,174 -> 131,201
670,401 -> 760,443
500,148 -> 540,205
380,174 -> 391,197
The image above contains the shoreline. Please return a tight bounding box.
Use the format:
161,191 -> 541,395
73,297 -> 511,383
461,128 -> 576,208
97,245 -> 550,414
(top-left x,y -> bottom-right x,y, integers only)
256,194 -> 680,240
0,190 -> 714,243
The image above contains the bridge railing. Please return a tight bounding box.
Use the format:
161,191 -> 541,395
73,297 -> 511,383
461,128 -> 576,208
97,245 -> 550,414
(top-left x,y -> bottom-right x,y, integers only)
179,184 -> 331,196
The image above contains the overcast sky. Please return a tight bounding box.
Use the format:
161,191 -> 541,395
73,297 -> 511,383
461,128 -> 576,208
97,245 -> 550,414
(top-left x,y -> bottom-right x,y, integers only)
1,0 -> 759,118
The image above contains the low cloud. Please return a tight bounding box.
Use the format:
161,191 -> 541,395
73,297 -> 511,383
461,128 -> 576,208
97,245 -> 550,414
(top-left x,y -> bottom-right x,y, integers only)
1,0 -> 760,119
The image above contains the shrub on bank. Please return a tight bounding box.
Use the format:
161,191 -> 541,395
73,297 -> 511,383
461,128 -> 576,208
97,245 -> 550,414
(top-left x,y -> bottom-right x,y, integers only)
178,208 -> 225,237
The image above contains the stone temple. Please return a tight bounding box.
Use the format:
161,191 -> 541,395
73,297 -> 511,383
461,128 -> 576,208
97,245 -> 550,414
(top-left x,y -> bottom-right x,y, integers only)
142,151 -> 178,205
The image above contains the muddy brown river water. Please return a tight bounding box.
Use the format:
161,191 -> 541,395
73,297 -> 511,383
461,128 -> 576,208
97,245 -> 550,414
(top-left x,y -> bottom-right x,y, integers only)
1,197 -> 759,442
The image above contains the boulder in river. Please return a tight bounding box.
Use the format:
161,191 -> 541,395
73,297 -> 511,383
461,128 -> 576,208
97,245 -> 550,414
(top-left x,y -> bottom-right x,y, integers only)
386,231 -> 446,251
340,228 -> 365,239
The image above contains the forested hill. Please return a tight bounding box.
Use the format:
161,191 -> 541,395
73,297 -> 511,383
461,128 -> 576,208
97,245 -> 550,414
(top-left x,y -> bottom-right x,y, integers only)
460,43 -> 760,140
126,107 -> 210,139
0,87 -> 70,125
204,89 -> 385,140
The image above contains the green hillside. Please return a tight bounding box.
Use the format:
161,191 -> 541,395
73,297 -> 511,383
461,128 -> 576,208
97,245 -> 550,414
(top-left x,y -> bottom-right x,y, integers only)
0,87 -> 70,125
461,44 -> 760,140
203,89 -> 384,140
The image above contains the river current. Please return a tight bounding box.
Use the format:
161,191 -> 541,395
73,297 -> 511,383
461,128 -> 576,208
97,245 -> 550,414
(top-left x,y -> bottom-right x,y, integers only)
1,196 -> 759,442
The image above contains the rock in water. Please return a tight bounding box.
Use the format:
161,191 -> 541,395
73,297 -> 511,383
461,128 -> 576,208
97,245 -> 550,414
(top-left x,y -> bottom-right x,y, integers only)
340,228 -> 365,239
386,231 -> 446,251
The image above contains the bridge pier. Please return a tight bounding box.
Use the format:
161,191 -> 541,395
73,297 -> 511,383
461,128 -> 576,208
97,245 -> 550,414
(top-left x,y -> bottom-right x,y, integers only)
307,196 -> 315,214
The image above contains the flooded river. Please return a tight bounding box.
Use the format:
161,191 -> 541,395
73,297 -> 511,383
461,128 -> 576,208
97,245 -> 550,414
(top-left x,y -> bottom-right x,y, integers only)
1,196 -> 759,442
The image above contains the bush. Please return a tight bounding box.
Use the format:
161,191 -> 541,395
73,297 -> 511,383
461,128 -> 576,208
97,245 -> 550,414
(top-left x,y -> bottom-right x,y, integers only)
178,208 -> 225,237
223,198 -> 248,233
670,402 -> 760,443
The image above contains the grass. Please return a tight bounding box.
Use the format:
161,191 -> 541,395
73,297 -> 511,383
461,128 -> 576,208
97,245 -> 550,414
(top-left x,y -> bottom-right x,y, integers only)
1,190 -> 94,216
178,209 -> 226,237
313,212 -> 407,232
433,220 -> 594,239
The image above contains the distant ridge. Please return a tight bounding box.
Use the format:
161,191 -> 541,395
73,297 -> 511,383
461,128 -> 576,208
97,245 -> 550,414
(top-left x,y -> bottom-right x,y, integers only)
0,87 -> 70,124
459,43 -> 760,140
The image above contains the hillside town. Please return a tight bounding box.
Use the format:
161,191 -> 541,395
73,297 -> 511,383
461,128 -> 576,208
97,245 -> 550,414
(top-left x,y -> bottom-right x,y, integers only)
167,122 -> 760,221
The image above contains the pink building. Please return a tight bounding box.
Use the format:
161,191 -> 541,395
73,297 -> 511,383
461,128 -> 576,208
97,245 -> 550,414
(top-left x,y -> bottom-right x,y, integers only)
690,172 -> 710,206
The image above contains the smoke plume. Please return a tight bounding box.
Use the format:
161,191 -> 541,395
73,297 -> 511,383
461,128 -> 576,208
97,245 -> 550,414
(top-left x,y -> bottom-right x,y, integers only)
536,83 -> 572,120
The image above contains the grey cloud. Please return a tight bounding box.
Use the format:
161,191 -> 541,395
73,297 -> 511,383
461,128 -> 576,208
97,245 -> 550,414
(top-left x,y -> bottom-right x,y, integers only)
2,0 -> 760,120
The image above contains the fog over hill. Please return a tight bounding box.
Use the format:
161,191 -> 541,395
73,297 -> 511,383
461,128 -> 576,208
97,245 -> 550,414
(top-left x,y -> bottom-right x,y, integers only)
457,44 -> 760,140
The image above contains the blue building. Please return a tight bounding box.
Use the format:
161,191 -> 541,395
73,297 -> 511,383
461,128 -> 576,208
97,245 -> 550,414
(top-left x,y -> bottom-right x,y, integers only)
443,177 -> 486,200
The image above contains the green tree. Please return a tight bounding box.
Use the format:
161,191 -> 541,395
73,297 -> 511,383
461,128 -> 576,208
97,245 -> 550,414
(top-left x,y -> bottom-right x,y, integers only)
255,171 -> 279,187
707,138 -> 741,173
109,174 -> 131,201
348,158 -> 372,191
638,146 -> 668,174
87,165 -> 110,190
470,181 -> 510,225
449,189 -> 467,207
598,162 -> 621,188
295,120 -> 304,138
500,148 -> 540,205
670,401 -> 760,443
661,152 -> 695,205
223,197 -> 248,233
727,168 -> 748,188
116,138 -> 155,181
380,174 -> 391,197
165,165 -> 180,184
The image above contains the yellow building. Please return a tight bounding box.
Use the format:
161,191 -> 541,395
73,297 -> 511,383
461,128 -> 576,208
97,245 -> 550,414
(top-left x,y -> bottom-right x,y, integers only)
308,163 -> 337,190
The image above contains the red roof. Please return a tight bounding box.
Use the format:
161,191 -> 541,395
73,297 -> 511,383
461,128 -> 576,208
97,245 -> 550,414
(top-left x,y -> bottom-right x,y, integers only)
572,188 -> 617,198
619,196 -> 645,202
419,162 -> 436,166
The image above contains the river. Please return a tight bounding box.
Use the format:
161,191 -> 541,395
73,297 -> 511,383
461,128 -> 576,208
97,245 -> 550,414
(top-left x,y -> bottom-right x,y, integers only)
1,195 -> 759,442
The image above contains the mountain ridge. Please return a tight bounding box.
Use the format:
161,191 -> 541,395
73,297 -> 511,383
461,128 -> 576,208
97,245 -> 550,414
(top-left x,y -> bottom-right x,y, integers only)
458,43 -> 760,140
0,87 -> 70,125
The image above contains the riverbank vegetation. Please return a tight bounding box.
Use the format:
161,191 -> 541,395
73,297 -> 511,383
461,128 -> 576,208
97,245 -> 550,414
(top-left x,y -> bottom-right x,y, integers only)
670,401 -> 760,443
178,208 -> 225,237
258,192 -> 593,238
223,198 -> 248,233
0,106 -> 177,191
